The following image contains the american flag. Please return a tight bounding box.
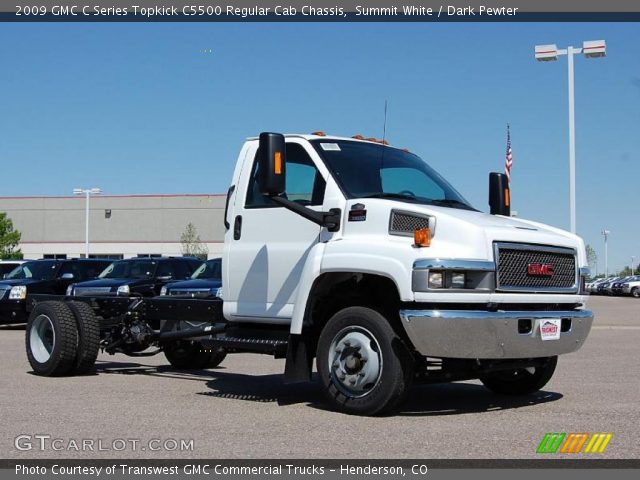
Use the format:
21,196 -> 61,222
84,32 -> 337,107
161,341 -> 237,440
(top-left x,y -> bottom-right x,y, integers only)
504,124 -> 513,183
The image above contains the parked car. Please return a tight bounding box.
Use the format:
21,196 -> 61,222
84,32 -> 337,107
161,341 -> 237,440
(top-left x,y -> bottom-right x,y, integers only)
160,257 -> 222,298
589,277 -> 608,294
0,260 -> 26,279
597,277 -> 621,295
622,276 -> 640,298
585,278 -> 602,294
611,276 -> 635,295
68,257 -> 204,297
0,258 -> 111,324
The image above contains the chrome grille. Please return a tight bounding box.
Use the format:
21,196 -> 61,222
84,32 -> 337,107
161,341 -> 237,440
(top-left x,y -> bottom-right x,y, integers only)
495,243 -> 577,292
74,286 -> 113,296
168,288 -> 212,298
389,210 -> 432,236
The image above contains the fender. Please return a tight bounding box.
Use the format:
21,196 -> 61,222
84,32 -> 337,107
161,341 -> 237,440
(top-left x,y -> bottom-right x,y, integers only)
289,238 -> 413,335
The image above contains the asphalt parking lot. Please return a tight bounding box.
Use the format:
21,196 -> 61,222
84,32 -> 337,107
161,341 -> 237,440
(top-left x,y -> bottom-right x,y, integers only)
1,296 -> 638,460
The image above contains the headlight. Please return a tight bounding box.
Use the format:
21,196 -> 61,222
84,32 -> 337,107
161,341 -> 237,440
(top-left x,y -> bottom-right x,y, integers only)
160,286 -> 167,296
9,286 -> 27,300
428,272 -> 444,289
451,272 -> 466,288
117,285 -> 130,296
66,284 -> 75,296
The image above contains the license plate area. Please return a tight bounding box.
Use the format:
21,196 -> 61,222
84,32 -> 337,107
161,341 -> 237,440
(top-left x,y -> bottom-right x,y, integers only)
539,318 -> 561,341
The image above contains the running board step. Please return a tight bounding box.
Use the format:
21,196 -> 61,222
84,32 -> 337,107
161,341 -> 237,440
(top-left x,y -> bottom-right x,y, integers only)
203,335 -> 289,358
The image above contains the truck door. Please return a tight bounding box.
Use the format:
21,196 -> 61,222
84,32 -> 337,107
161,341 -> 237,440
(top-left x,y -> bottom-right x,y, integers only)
225,139 -> 326,323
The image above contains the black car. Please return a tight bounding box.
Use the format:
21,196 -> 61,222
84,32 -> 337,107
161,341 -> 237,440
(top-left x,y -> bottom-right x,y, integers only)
69,257 -> 204,297
0,258 -> 111,324
161,258 -> 222,298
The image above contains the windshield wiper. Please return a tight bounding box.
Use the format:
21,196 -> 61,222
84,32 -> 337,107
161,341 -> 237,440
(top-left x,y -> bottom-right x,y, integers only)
429,199 -> 476,210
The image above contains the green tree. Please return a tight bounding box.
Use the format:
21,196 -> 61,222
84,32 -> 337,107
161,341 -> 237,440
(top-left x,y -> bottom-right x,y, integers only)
180,222 -> 208,260
0,212 -> 22,259
585,244 -> 597,275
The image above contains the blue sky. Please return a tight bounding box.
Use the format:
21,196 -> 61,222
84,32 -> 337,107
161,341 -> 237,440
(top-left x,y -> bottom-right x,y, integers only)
0,22 -> 638,273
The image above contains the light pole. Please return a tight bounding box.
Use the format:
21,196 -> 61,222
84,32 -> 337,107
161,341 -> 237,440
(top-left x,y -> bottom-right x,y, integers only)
73,188 -> 102,258
601,229 -> 610,278
535,40 -> 606,234
632,256 -> 636,276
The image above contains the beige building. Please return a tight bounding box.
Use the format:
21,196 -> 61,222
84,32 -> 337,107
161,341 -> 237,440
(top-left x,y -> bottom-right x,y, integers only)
0,194 -> 226,259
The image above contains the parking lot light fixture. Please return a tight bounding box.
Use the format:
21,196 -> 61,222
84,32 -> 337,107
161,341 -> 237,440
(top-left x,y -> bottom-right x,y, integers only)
535,40 -> 606,234
632,256 -> 636,276
601,229 -> 610,278
73,187 -> 102,258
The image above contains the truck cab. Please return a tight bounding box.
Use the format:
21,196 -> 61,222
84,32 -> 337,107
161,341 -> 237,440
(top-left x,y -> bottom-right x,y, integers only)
221,132 -> 592,414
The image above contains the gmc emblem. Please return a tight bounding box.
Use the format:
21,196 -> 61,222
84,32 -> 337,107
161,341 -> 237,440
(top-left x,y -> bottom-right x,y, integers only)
527,263 -> 555,277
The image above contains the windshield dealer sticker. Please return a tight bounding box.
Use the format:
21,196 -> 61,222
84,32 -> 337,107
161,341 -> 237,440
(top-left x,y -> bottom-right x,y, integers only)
320,143 -> 341,151
539,319 -> 561,341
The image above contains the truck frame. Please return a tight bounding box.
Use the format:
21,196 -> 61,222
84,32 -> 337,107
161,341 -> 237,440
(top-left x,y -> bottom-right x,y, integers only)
24,132 -> 594,415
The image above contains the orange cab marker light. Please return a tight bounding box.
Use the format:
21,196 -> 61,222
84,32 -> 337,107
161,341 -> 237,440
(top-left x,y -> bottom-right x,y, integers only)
352,134 -> 365,140
504,188 -> 510,207
414,228 -> 431,247
274,151 -> 282,174
366,137 -> 378,142
311,131 -> 326,136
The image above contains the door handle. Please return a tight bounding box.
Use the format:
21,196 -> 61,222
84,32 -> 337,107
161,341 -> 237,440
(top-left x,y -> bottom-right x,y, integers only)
223,185 -> 235,230
233,215 -> 242,240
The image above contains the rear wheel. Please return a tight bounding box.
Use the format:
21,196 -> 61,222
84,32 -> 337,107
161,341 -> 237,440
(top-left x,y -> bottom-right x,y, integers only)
67,301 -> 101,374
316,306 -> 414,416
164,341 -> 226,369
480,356 -> 558,395
26,302 -> 78,376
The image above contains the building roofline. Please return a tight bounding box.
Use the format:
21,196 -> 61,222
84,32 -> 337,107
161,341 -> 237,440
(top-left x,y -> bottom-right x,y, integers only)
0,193 -> 226,200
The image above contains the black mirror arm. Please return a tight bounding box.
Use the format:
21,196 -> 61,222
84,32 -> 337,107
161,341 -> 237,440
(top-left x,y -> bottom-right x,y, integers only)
270,196 -> 341,232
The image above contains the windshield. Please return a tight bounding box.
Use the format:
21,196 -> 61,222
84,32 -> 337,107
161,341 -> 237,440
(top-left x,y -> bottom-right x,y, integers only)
191,259 -> 222,280
312,140 -> 475,210
5,261 -> 60,280
99,260 -> 157,279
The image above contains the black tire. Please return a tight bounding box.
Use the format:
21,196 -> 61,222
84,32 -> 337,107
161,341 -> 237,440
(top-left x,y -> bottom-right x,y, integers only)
25,302 -> 78,376
480,356 -> 558,395
67,301 -> 101,374
632,287 -> 640,298
164,341 -> 226,369
316,306 -> 414,416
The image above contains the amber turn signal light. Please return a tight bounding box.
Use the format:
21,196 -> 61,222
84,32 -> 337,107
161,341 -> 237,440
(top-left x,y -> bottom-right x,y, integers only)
414,228 -> 431,247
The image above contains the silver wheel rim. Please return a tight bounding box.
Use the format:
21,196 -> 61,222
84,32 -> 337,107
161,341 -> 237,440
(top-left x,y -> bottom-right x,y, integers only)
328,326 -> 382,398
30,314 -> 55,364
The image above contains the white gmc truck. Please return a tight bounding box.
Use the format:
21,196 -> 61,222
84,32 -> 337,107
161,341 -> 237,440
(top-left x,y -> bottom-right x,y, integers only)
24,132 -> 593,415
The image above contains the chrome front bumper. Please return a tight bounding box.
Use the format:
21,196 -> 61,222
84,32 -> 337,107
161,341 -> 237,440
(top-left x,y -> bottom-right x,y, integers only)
399,309 -> 593,359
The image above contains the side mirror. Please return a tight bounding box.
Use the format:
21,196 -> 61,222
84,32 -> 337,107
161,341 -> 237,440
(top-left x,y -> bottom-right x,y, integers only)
258,132 -> 286,196
60,273 -> 75,280
489,172 -> 511,216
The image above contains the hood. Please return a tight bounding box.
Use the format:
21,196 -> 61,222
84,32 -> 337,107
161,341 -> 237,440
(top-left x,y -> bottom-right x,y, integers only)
0,279 -> 43,287
341,199 -> 587,266
165,279 -> 222,291
74,278 -> 151,288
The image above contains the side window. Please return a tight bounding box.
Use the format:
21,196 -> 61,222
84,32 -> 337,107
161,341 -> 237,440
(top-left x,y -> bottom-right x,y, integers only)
156,262 -> 175,279
245,143 -> 326,208
172,261 -> 192,279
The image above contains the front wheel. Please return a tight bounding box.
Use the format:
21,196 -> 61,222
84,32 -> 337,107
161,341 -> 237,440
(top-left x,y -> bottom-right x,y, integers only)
480,356 -> 558,395
632,287 -> 640,298
316,307 -> 414,416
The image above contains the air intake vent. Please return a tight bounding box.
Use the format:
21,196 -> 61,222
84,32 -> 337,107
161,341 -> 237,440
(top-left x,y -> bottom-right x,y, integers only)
389,210 -> 433,237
